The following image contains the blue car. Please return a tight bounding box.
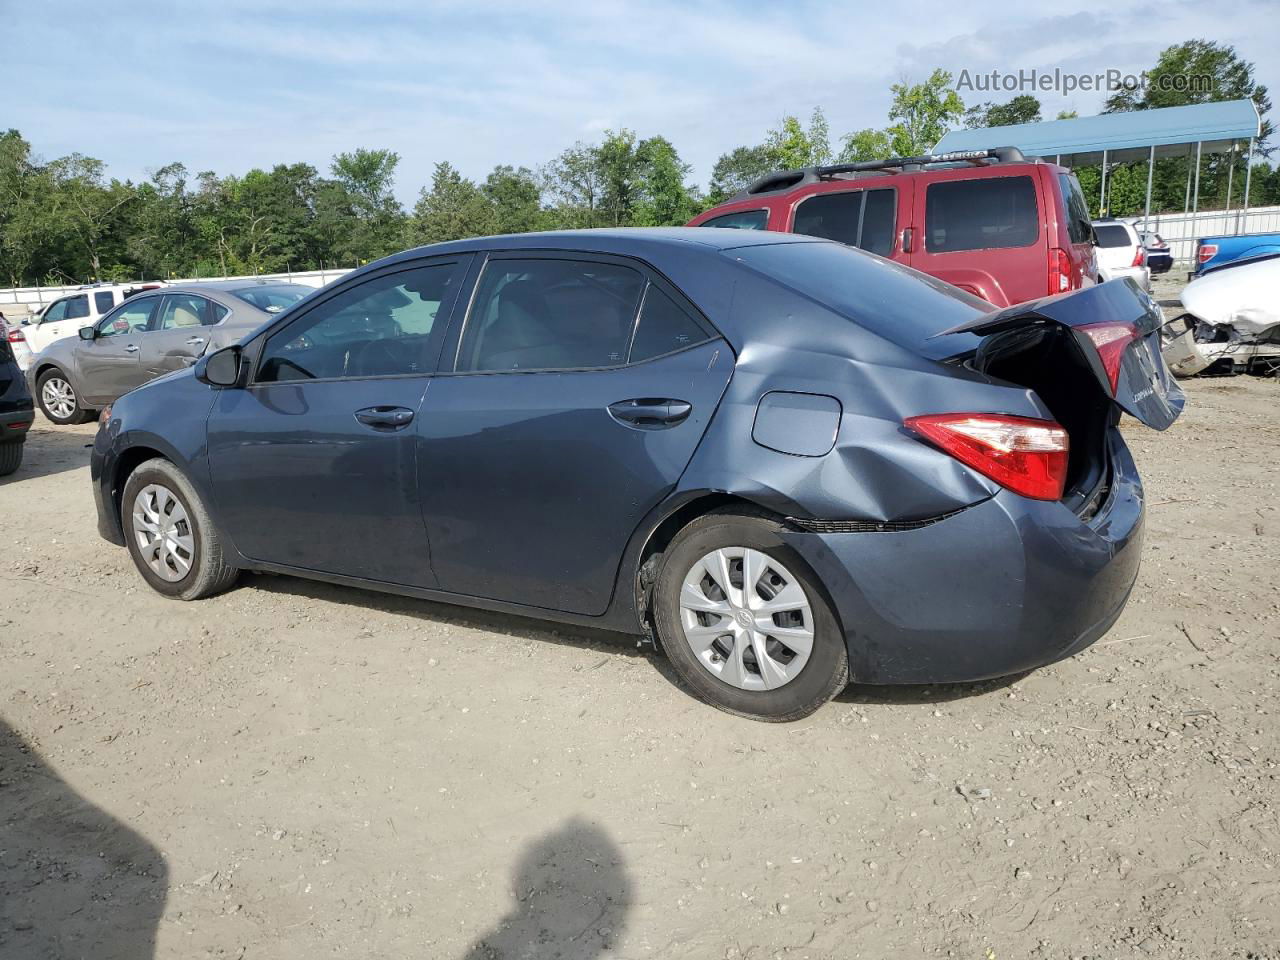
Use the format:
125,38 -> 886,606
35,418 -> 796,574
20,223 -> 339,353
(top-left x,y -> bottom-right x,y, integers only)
91,229 -> 1182,720
1195,230 -> 1280,274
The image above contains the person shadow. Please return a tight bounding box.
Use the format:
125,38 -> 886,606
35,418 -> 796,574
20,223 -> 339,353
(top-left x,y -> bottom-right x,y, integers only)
0,718 -> 168,959
463,817 -> 632,960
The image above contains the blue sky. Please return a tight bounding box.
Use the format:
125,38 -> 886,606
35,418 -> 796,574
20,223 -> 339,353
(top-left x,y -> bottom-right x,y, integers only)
6,0 -> 1279,202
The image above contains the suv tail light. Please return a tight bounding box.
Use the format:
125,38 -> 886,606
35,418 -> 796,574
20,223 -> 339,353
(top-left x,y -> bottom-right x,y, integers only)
1197,243 -> 1218,264
5,326 -> 24,343
1079,320 -> 1139,393
1048,247 -> 1072,294
1131,246 -> 1145,268
904,414 -> 1069,501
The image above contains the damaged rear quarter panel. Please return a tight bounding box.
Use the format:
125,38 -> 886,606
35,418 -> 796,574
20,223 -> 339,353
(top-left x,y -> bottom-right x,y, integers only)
678,269 -> 1051,523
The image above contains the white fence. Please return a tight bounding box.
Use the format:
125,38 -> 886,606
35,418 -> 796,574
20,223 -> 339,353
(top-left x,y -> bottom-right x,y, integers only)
1129,205 -> 1280,266
0,267 -> 354,319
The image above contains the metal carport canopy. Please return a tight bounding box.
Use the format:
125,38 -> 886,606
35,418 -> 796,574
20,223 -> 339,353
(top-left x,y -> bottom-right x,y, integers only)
932,99 -> 1261,166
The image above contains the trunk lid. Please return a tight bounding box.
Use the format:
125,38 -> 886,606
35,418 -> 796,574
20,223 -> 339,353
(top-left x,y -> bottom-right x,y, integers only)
937,277 -> 1183,430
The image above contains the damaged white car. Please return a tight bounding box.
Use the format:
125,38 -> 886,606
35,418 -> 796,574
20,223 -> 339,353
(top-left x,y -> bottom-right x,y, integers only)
1162,256 -> 1280,377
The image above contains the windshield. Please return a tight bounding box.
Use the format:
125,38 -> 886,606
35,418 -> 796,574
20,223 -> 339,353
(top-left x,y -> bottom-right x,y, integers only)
232,284 -> 310,313
730,239 -> 989,357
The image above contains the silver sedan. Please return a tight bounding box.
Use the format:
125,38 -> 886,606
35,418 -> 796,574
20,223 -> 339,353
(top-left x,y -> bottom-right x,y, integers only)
27,281 -> 312,424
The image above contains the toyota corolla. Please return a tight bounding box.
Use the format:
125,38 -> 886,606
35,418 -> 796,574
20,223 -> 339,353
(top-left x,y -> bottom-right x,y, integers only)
90,229 -> 1182,720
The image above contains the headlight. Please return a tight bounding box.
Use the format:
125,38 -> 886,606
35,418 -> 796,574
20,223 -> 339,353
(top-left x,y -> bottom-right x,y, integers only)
98,404 -> 113,426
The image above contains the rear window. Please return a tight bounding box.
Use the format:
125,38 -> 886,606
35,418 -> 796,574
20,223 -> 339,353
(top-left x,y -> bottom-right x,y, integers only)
731,240 -> 988,356
1093,224 -> 1133,248
700,209 -> 768,230
231,284 -> 309,313
925,176 -> 1039,252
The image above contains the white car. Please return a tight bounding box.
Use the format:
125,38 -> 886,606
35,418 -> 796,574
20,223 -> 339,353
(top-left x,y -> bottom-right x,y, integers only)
1,315 -> 34,370
22,283 -> 164,355
1092,219 -> 1151,292
1161,255 -> 1280,377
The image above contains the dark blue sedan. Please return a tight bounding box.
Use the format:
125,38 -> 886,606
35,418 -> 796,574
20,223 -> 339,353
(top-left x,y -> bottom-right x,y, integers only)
91,229 -> 1182,720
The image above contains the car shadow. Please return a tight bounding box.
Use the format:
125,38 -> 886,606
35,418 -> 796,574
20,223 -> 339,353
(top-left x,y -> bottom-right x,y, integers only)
461,817 -> 631,960
838,671 -> 1026,705
0,422 -> 95,483
0,718 -> 168,958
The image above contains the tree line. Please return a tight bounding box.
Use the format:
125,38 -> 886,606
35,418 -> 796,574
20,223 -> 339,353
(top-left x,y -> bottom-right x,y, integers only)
1,39 -> 1274,288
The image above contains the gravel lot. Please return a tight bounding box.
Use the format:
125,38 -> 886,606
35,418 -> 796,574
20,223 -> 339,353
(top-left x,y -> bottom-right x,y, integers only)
2,370 -> 1278,959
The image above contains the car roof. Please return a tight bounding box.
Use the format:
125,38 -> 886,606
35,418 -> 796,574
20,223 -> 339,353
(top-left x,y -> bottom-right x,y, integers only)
159,280 -> 313,295
373,227 -> 823,267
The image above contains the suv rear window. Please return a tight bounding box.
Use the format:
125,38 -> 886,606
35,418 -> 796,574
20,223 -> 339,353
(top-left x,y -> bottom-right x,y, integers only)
925,176 -> 1038,253
1093,224 -> 1133,248
792,188 -> 896,256
700,210 -> 768,230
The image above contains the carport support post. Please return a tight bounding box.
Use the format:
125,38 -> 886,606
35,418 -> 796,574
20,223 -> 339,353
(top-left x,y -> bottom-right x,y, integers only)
1240,137 -> 1255,234
1191,142 -> 1202,216
1225,141 -> 1236,230
1098,149 -> 1108,216
1183,144 -> 1194,214
1142,144 -> 1155,233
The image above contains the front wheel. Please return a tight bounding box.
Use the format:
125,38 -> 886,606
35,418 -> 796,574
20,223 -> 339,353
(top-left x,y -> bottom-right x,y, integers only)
653,512 -> 848,722
121,458 -> 239,600
36,369 -> 92,425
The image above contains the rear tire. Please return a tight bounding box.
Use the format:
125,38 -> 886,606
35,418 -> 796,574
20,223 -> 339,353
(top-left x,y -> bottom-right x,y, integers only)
0,440 -> 23,477
121,458 -> 239,600
36,369 -> 93,425
653,511 -> 848,722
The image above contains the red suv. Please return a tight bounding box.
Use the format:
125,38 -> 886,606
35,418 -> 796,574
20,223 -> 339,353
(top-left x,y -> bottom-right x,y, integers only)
688,148 -> 1098,307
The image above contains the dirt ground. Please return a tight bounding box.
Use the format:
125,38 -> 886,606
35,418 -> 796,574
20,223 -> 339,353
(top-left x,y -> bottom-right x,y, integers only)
2,370 -> 1279,958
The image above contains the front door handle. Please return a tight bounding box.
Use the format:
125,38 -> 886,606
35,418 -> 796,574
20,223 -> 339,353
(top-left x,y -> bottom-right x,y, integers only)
354,405 -> 415,430
124,344 -> 139,353
608,398 -> 692,429
185,336 -> 205,346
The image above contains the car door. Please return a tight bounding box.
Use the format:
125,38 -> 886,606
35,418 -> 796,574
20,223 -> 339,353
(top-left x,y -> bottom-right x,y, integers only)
417,253 -> 733,616
27,297 -> 75,353
75,296 -> 158,403
206,256 -> 471,586
141,292 -> 222,378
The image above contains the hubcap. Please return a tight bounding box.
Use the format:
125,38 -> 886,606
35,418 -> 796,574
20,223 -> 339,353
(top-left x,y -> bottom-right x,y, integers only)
678,547 -> 815,691
41,377 -> 76,419
131,484 -> 195,582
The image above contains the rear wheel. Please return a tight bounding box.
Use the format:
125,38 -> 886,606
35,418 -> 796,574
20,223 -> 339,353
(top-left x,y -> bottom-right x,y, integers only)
653,512 -> 848,721
36,369 -> 92,425
121,458 -> 239,600
0,440 -> 23,477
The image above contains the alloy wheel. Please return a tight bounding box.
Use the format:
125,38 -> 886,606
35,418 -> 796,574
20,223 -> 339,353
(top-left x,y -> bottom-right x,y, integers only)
678,547 -> 815,691
41,377 -> 77,420
131,484 -> 195,582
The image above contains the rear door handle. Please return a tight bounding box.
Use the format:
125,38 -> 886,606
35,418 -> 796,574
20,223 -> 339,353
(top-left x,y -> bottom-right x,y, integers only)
185,336 -> 205,346
608,398 -> 692,429
354,405 -> 415,429
124,344 -> 139,353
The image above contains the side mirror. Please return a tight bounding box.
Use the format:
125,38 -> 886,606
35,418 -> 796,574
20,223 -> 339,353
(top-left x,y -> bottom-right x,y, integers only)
194,345 -> 243,388
78,326 -> 97,341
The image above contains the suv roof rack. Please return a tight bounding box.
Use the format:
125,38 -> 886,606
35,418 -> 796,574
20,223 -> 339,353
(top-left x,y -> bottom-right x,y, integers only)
738,146 -> 1029,199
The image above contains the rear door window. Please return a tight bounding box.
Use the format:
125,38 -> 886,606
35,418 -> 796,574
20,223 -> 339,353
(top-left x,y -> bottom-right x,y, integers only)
1058,173 -> 1092,245
793,189 -> 896,255
925,176 -> 1039,252
65,295 -> 90,320
1092,224 -> 1133,248
456,259 -> 645,372
700,209 -> 768,230
155,294 -> 211,330
94,291 -> 115,314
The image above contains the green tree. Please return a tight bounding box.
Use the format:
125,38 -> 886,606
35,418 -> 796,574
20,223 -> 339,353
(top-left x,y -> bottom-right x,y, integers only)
541,142 -> 604,229
885,69 -> 966,155
633,136 -> 698,226
964,95 -> 1041,129
836,128 -> 892,163
482,165 -> 544,234
706,145 -> 777,203
411,162 -> 496,244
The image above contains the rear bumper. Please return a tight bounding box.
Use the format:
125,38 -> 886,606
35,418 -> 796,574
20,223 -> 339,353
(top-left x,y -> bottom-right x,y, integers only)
783,429 -> 1144,684
1,380 -> 35,443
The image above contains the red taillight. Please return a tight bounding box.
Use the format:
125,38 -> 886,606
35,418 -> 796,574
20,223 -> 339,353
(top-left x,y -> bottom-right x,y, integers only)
5,327 -> 23,343
904,414 -> 1070,501
1048,247 -> 1072,294
1079,320 -> 1139,393
1131,246 -> 1145,268
1197,243 -> 1218,264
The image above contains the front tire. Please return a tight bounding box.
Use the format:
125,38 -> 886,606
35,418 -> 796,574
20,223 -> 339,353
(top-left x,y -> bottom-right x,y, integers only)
653,512 -> 848,721
0,440 -> 23,477
36,369 -> 92,425
121,458 -> 239,600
